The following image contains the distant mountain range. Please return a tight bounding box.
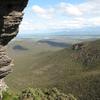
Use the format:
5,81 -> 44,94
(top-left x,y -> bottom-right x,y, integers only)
16,33 -> 100,41
18,27 -> 100,39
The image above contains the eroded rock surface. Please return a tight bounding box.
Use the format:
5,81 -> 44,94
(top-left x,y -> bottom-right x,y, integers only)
0,0 -> 28,92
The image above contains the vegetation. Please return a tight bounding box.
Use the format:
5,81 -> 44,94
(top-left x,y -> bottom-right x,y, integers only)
5,39 -> 100,100
72,40 -> 100,67
2,88 -> 77,100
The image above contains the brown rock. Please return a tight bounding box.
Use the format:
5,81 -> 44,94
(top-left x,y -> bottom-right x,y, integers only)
0,0 -> 28,93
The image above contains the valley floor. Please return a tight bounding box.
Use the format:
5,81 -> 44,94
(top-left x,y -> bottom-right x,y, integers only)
5,39 -> 100,100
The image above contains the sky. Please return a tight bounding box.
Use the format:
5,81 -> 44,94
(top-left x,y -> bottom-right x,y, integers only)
19,0 -> 100,35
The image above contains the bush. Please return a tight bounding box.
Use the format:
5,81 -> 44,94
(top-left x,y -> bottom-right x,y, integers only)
2,88 -> 77,100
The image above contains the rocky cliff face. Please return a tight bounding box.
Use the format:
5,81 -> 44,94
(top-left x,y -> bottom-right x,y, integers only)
72,40 -> 100,67
0,0 -> 28,92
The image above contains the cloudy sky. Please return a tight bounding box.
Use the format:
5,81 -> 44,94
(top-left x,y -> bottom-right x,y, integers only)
19,0 -> 100,35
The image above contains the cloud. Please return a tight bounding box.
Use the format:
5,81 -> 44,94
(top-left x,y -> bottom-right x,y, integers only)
19,20 -> 48,32
19,17 -> 87,32
19,20 -> 34,31
78,1 -> 100,17
58,2 -> 83,16
31,0 -> 100,19
47,17 -> 88,30
32,5 -> 46,14
32,5 -> 54,19
20,16 -> 100,33
89,17 -> 100,26
58,0 -> 100,17
20,0 -> 100,33
87,0 -> 100,3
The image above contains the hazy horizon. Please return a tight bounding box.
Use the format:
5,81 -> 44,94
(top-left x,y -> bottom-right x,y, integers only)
18,0 -> 100,36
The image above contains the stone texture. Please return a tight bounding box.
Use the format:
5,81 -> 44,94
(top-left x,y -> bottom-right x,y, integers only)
0,0 -> 28,92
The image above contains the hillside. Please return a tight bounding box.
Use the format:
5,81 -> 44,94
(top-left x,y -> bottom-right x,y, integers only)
6,39 -> 100,100
72,39 -> 100,67
13,45 -> 28,51
38,39 -> 71,48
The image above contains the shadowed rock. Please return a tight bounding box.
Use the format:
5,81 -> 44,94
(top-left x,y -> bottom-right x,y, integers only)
0,0 -> 28,94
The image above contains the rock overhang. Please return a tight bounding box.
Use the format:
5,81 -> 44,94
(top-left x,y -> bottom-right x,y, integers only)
0,0 -> 28,80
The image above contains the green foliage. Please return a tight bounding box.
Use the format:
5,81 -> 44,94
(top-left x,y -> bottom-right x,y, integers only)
2,90 -> 18,100
2,88 -> 77,100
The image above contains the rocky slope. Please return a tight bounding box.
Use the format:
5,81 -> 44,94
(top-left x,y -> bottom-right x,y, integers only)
72,40 -> 100,67
0,0 -> 28,94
